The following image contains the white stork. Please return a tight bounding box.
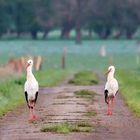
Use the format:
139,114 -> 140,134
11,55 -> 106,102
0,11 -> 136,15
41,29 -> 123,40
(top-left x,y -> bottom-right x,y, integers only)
24,59 -> 39,121
104,65 -> 119,115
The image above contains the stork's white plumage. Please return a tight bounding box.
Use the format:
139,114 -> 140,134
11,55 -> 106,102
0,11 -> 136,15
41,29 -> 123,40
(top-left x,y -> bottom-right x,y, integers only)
24,59 -> 39,121
104,65 -> 119,115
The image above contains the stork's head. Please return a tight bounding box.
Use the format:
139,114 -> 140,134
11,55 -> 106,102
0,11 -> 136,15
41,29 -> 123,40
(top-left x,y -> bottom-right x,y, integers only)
26,59 -> 33,69
105,65 -> 115,75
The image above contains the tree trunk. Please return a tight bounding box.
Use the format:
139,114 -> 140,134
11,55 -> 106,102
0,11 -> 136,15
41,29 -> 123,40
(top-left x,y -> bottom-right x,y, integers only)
113,30 -> 122,39
76,27 -> 81,44
61,28 -> 71,39
88,29 -> 92,39
126,31 -> 133,39
60,20 -> 74,39
31,31 -> 37,39
125,27 -> 137,39
75,0 -> 82,44
98,28 -> 111,39
0,32 -> 2,39
43,29 -> 50,39
17,31 -> 21,38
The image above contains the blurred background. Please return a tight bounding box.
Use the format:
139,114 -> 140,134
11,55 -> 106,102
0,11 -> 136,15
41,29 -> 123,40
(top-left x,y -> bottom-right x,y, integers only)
0,0 -> 139,72
0,0 -> 140,40
0,0 -> 140,123
0,0 -> 140,72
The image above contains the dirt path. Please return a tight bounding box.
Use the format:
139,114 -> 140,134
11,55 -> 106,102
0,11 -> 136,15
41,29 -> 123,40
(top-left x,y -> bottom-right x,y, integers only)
0,75 -> 140,140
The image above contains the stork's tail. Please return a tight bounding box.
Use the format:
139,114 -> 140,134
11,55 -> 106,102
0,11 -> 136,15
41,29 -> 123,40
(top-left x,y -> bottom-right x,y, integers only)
104,90 -> 109,104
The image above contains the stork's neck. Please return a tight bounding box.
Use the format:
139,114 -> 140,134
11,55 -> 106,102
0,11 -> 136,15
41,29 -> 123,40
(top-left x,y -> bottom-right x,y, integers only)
26,66 -> 35,81
107,71 -> 115,81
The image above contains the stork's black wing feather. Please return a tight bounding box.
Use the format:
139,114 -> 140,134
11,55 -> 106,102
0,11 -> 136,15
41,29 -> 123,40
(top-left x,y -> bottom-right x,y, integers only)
34,91 -> 38,103
24,91 -> 28,103
24,91 -> 30,108
104,90 -> 109,104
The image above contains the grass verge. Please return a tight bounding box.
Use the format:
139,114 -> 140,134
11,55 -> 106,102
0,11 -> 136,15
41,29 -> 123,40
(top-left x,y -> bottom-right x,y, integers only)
35,69 -> 68,87
69,71 -> 98,85
0,77 -> 24,116
74,90 -> 96,98
116,70 -> 140,117
41,122 -> 93,133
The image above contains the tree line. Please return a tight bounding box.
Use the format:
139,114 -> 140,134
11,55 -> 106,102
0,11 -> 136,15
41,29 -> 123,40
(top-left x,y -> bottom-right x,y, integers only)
0,0 -> 140,42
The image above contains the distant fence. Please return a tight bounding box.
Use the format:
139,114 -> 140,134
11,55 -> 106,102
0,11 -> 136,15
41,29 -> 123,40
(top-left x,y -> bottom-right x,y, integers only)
4,56 -> 43,74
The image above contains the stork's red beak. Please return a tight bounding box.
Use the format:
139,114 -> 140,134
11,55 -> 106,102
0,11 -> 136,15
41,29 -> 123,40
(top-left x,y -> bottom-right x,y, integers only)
26,63 -> 30,69
105,69 -> 111,75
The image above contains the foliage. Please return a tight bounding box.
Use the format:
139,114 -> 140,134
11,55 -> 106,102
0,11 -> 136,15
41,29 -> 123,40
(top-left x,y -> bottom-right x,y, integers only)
0,77 -> 24,116
116,70 -> 140,117
0,0 -> 139,40
69,71 -> 98,85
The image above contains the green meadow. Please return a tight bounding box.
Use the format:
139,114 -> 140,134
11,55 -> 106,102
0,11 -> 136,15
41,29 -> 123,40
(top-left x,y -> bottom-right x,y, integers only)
0,40 -> 140,116
0,40 -> 139,70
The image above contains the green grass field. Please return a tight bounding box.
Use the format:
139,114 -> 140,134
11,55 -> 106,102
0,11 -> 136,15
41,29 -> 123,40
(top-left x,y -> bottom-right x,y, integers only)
116,70 -> 140,117
0,40 -> 140,117
69,70 -> 98,85
0,40 -> 139,71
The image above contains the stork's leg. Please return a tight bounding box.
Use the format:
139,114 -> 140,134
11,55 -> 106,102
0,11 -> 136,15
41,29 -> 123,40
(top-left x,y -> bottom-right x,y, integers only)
107,104 -> 110,115
112,96 -> 115,107
28,101 -> 34,121
107,98 -> 111,115
28,99 -> 38,121
32,107 -> 37,120
107,98 -> 113,115
32,102 -> 37,120
30,102 -> 37,120
29,107 -> 34,121
32,92 -> 38,120
29,108 -> 37,121
110,96 -> 115,115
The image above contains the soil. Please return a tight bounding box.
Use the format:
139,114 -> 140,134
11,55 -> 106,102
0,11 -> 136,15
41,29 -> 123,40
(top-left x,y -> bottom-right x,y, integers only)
0,74 -> 140,140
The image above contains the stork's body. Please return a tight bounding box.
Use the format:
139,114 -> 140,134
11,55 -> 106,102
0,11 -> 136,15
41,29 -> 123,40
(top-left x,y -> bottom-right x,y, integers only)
104,66 -> 119,115
24,59 -> 39,121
